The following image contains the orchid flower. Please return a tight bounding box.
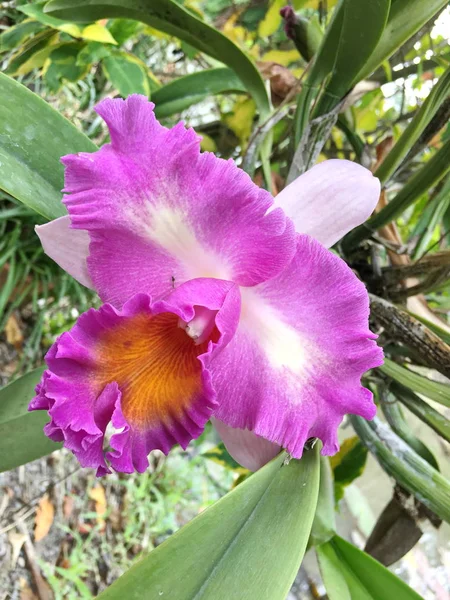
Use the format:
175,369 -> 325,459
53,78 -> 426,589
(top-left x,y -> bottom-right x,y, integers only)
29,95 -> 383,475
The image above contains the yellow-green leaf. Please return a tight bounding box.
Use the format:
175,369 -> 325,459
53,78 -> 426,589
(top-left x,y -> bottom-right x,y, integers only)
258,0 -> 285,38
80,23 -> 118,44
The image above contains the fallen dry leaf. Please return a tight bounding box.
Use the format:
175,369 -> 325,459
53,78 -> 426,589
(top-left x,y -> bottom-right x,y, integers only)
20,578 -> 39,600
5,313 -> 24,351
62,495 -> 74,519
89,485 -> 107,529
34,495 -> 55,542
8,531 -> 27,568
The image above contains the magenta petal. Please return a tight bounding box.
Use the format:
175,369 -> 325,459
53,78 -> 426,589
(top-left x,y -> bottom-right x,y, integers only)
274,160 -> 380,248
211,235 -> 383,460
212,418 -> 281,471
35,216 -> 92,288
29,278 -> 241,475
62,95 -> 295,308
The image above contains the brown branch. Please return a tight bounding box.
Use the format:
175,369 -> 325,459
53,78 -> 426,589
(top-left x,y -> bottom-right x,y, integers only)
369,294 -> 450,379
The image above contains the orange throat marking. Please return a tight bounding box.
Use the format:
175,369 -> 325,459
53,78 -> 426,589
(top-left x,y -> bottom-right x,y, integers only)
94,312 -> 209,429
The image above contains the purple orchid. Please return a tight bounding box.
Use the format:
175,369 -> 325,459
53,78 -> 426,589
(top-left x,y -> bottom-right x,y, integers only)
29,95 -> 383,475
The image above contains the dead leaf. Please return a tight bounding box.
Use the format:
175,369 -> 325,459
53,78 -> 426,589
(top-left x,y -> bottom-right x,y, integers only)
258,61 -> 298,105
62,495 -> 74,519
34,495 -> 55,542
5,314 -> 23,351
9,531 -> 27,568
20,578 -> 39,600
89,485 -> 107,529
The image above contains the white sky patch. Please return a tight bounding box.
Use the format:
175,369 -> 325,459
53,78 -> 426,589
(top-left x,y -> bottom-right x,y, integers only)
125,203 -> 231,281
239,287 -> 311,376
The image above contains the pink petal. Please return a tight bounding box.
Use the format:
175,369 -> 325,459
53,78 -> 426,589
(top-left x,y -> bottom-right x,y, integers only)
274,160 -> 380,248
35,216 -> 93,288
29,278 -> 241,475
62,94 -> 295,308
212,418 -> 281,471
211,234 -> 384,460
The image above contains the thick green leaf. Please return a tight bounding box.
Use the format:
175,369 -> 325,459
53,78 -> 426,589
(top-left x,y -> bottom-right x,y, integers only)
356,0 -> 450,81
380,358 -> 450,408
375,66 -> 450,184
344,137 -> 450,249
392,382 -> 450,443
152,68 -> 246,119
352,415 -> 450,523
0,368 -> 61,472
102,50 -> 151,97
0,73 -> 96,220
313,0 -> 390,116
44,0 -> 270,119
317,535 -> 424,600
97,448 -> 320,600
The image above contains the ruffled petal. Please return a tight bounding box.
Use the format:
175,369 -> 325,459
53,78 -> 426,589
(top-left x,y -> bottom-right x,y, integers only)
211,235 -> 383,461
62,95 -> 295,307
36,216 -> 92,288
29,278 -> 240,475
274,160 -> 380,248
212,418 -> 281,472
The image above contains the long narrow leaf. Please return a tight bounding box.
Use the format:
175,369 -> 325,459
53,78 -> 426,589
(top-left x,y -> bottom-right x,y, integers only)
343,137 -> 450,249
375,66 -> 450,184
44,0 -> 270,119
152,68 -> 246,119
392,382 -> 450,443
355,0 -> 449,81
317,534 -> 424,600
380,358 -> 450,408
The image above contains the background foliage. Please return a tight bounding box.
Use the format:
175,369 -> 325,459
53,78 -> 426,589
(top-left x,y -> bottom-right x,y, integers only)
0,0 -> 449,598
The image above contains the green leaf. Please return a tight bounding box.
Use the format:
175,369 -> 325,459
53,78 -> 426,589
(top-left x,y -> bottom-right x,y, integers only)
375,66 -> 450,184
76,40 -> 112,65
152,68 -> 246,119
344,137 -> 450,249
20,2 -> 118,44
313,0 -> 390,116
330,437 -> 368,503
4,29 -> 57,76
0,368 -> 61,473
102,50 -> 151,97
380,358 -> 450,408
0,73 -> 96,220
44,42 -> 90,92
203,442 -> 249,474
310,455 -> 336,546
317,535 -> 424,600
97,449 -> 320,600
44,0 -> 270,119
356,0 -> 450,82
412,175 -> 450,259
352,415 -> 450,523
0,19 -> 46,53
392,382 -> 450,444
